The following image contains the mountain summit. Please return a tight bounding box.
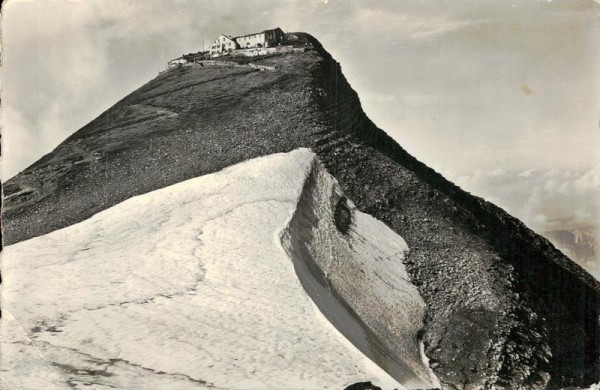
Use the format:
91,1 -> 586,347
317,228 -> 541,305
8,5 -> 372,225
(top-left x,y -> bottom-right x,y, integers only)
3,33 -> 599,388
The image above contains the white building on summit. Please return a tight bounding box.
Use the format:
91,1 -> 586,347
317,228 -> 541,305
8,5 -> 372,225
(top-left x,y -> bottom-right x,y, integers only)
164,27 -> 288,70
208,34 -> 237,56
208,28 -> 285,56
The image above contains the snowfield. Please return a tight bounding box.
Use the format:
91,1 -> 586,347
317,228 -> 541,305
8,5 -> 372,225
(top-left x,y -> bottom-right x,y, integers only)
1,149 -> 438,389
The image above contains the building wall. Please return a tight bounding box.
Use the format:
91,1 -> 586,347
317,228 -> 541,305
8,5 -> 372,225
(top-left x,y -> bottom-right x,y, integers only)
232,47 -> 278,58
266,29 -> 285,46
235,33 -> 267,49
231,45 -> 303,58
209,35 -> 237,55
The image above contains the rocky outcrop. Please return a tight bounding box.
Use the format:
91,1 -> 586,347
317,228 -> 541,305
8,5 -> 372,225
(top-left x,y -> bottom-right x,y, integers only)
344,381 -> 383,390
3,32 -> 599,388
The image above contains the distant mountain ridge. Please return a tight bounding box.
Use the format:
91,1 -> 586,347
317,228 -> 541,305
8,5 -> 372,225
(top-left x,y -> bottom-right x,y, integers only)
545,228 -> 598,261
544,228 -> 599,279
3,32 -> 599,388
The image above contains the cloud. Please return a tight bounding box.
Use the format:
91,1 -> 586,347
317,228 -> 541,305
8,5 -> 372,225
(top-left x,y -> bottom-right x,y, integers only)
575,167 -> 600,190
518,169 -> 537,178
455,166 -> 600,235
2,106 -> 33,178
353,7 -> 477,41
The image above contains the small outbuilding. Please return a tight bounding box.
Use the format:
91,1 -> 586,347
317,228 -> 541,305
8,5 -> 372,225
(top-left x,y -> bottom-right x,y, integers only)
183,51 -> 207,63
167,56 -> 187,69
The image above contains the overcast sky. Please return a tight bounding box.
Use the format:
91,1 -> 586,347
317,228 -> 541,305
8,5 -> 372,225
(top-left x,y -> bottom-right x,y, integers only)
2,0 -> 600,236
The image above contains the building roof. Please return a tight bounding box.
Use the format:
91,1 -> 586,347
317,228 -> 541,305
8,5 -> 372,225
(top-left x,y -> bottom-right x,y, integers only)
263,27 -> 284,33
215,34 -> 235,41
182,51 -> 206,59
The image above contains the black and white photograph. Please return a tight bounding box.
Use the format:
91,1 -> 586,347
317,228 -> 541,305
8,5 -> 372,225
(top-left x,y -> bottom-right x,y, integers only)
1,0 -> 599,388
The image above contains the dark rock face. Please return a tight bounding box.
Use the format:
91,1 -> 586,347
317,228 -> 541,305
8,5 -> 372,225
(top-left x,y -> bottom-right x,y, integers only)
3,33 -> 599,388
334,196 -> 352,234
343,381 -> 382,390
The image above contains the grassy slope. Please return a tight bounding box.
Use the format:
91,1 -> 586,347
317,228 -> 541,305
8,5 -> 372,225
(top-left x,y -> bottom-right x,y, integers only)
4,34 -> 599,389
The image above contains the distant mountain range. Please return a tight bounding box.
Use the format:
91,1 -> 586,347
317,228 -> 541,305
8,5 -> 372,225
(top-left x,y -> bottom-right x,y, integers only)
544,228 -> 599,280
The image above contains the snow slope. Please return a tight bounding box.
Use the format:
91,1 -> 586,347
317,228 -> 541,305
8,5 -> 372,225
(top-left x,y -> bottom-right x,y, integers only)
1,149 -> 437,389
281,158 -> 439,389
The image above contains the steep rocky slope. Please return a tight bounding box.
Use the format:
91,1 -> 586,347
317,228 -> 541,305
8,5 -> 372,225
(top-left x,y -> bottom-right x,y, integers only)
4,33 -> 600,388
